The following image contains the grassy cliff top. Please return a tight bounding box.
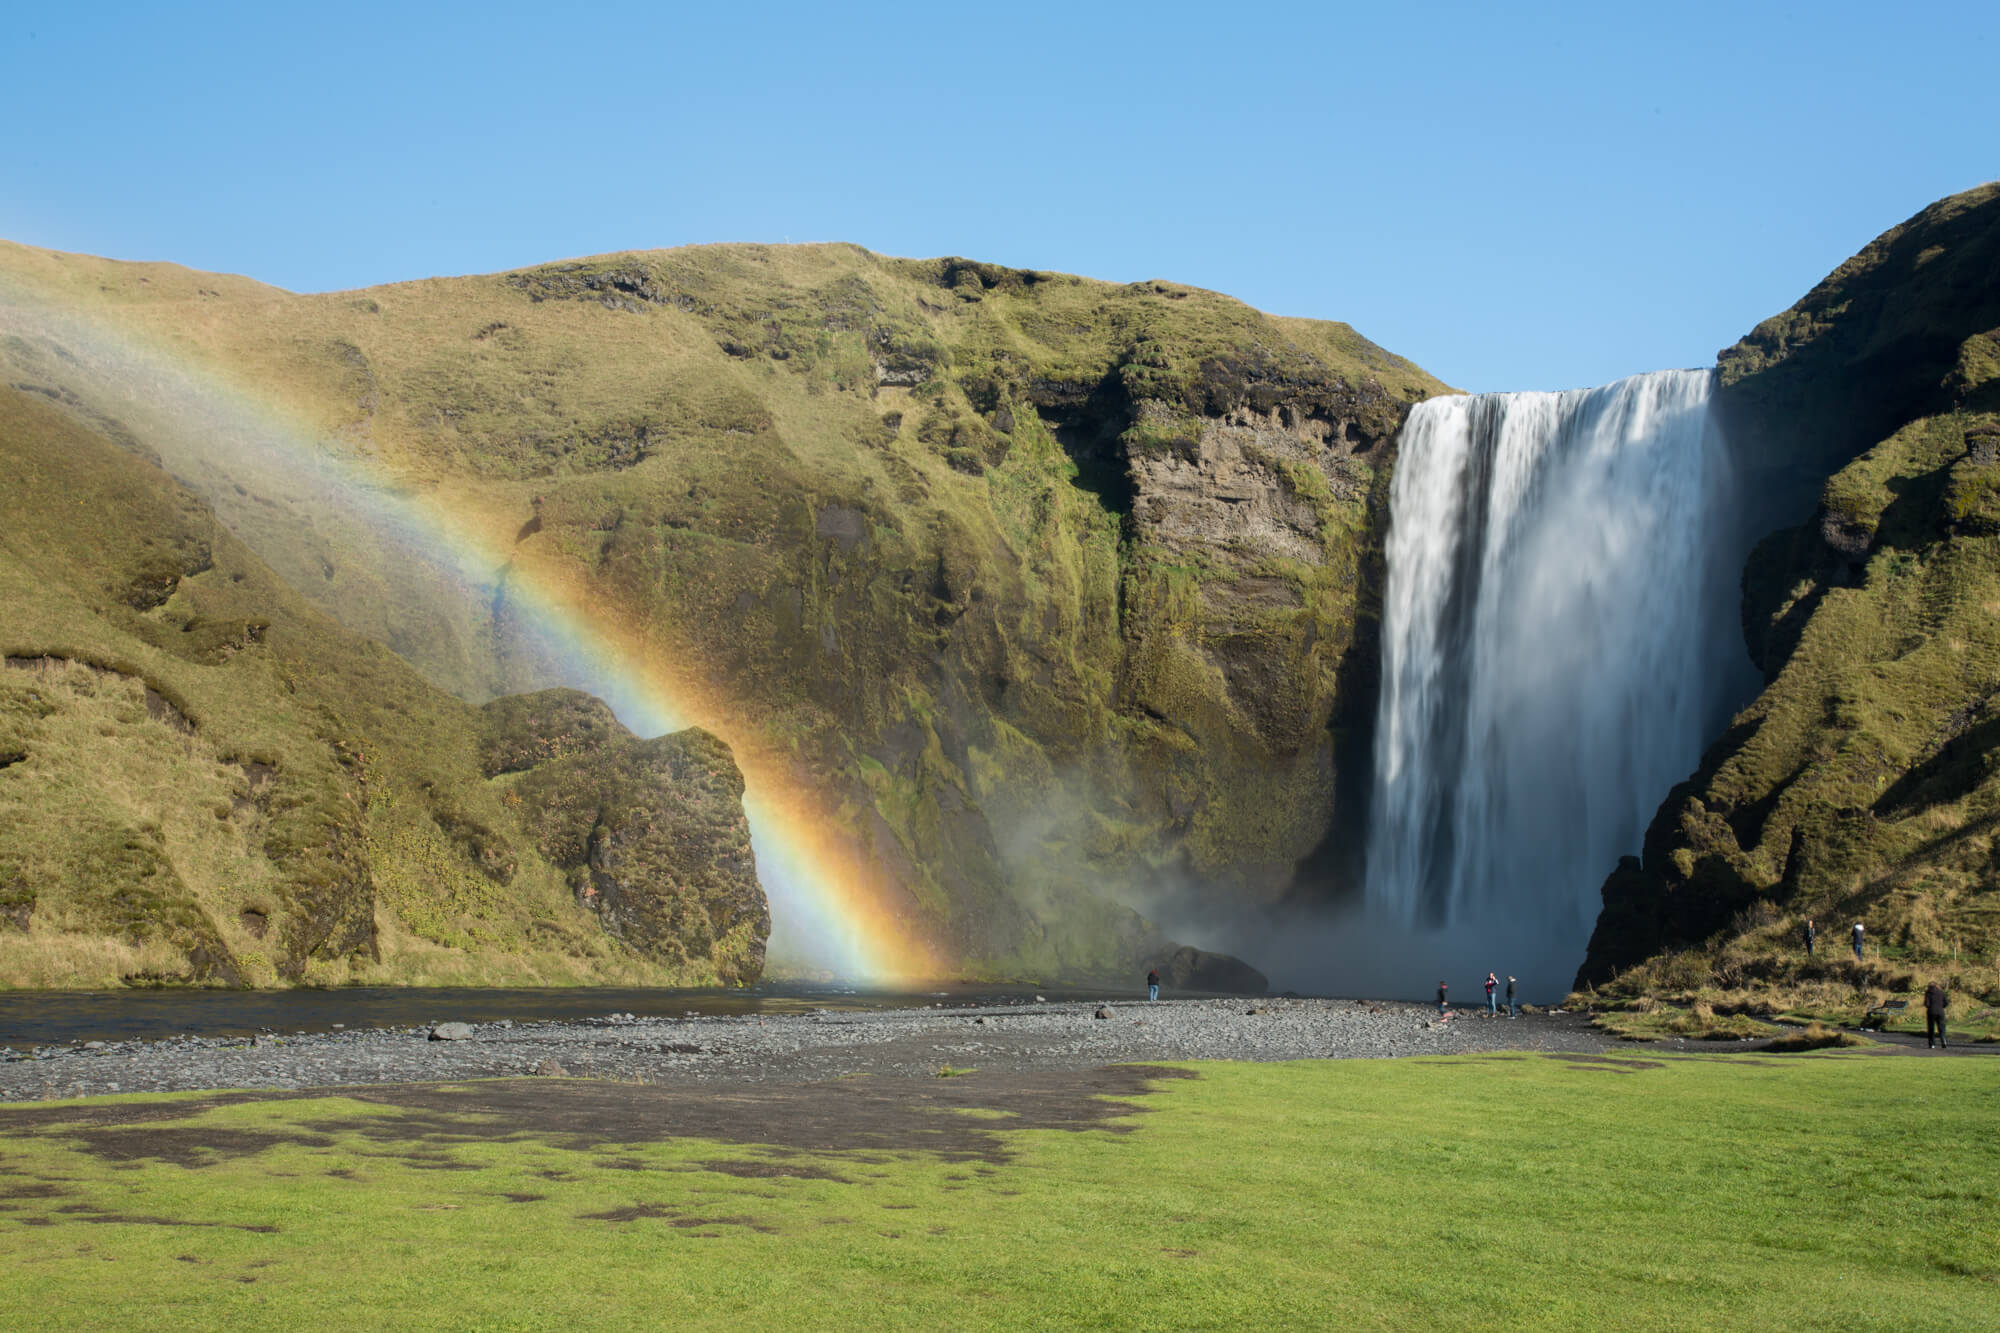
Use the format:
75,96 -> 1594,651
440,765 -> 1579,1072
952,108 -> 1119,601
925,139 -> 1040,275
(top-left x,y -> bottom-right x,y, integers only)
1,238 -> 1450,464
1716,181 -> 2000,509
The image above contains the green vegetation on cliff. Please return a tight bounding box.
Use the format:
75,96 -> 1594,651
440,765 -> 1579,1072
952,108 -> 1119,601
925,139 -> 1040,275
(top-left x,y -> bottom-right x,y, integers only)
0,387 -> 765,988
1,238 -> 1449,980
1581,185 -> 2000,1034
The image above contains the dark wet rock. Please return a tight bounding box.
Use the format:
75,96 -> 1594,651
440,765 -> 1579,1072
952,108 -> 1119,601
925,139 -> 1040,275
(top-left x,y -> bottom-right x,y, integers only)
1155,946 -> 1269,996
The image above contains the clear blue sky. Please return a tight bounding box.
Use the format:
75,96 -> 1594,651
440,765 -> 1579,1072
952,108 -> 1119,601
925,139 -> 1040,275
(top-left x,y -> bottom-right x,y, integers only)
4,1 -> 1994,391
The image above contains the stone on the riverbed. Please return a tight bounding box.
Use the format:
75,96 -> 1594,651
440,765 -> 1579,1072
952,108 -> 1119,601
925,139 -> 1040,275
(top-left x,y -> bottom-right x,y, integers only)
429,1022 -> 476,1042
1094,1007 -> 1114,1020
535,1057 -> 568,1077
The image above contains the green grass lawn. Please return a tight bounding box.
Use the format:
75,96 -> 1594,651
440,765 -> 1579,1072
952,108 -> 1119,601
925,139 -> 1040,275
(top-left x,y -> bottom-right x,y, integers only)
2,1053 -> 1994,1330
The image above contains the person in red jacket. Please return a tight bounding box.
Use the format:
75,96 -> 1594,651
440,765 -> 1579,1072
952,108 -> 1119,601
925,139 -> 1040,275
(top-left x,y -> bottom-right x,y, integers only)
1436,981 -> 1448,1015
1484,972 -> 1499,1014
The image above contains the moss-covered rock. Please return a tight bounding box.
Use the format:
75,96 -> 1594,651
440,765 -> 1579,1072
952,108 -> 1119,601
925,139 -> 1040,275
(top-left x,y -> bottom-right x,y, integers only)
490,692 -> 767,982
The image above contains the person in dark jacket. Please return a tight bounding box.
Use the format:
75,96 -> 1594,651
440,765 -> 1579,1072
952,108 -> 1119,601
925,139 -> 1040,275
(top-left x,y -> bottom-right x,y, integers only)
1484,972 -> 1499,1014
1505,975 -> 1518,1018
1803,918 -> 1815,958
1851,921 -> 1866,963
1436,981 -> 1448,1015
1925,981 -> 1948,1048
1147,968 -> 1160,1002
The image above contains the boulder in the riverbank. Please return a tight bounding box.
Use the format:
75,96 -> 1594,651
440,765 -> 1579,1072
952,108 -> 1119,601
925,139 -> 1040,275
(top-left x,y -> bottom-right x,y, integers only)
1155,946 -> 1269,996
429,1022 -> 476,1041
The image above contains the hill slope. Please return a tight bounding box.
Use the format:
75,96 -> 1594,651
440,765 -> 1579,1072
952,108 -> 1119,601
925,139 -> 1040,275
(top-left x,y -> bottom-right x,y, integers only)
0,384 -> 766,988
1,239 -> 1450,977
1580,184 -> 2000,1020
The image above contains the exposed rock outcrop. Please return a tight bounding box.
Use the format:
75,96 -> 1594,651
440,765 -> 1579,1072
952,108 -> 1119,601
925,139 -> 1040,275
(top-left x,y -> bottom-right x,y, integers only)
487,691 -> 769,983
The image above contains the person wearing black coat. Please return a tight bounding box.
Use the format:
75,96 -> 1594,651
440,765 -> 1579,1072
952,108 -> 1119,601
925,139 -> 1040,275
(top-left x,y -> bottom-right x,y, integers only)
1925,981 -> 1949,1049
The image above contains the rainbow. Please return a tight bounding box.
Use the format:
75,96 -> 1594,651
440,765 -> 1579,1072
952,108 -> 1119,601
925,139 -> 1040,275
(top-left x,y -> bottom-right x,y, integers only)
0,261 -> 942,983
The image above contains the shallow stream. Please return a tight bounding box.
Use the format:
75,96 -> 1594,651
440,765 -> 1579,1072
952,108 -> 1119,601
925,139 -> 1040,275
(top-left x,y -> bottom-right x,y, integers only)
0,982 -> 1132,1048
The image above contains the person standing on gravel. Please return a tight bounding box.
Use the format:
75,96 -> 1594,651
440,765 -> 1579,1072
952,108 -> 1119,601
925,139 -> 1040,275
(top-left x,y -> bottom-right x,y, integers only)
1484,972 -> 1499,1015
1803,918 -> 1815,958
1506,975 -> 1517,1018
1147,968 -> 1160,1002
1437,981 -> 1448,1015
1852,921 -> 1866,963
1925,981 -> 1949,1048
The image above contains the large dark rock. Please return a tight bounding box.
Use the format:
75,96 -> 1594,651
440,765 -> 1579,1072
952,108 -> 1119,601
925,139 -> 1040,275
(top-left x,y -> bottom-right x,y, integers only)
1154,945 -> 1268,995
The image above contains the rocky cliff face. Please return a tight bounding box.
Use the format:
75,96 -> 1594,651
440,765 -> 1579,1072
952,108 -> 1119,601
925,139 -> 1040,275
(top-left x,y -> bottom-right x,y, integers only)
0,240 -> 1448,979
1580,184 -> 2000,989
0,385 -> 767,988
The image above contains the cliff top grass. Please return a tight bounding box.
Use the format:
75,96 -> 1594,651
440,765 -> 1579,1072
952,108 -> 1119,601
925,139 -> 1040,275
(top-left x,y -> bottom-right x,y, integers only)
1,1054 -> 1993,1330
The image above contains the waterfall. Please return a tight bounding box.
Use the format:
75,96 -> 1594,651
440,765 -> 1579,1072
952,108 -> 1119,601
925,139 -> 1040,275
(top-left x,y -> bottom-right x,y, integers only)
1365,369 -> 1746,950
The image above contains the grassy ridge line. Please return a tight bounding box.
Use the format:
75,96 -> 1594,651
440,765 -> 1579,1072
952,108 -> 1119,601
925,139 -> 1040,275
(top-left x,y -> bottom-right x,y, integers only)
0,386 -> 761,988
0,1054 -> 1993,1329
1,237 -> 1453,978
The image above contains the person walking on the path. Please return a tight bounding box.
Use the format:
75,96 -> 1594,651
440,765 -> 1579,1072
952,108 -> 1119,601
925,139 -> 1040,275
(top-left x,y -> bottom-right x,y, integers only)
1146,968 -> 1160,1002
1803,918 -> 1815,958
1437,981 -> 1448,1015
1484,972 -> 1499,1014
1852,921 -> 1866,963
1925,980 -> 1949,1048
1505,975 -> 1518,1018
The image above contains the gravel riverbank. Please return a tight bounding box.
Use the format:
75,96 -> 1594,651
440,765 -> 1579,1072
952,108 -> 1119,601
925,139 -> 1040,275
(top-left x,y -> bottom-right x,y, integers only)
0,997 -> 1635,1101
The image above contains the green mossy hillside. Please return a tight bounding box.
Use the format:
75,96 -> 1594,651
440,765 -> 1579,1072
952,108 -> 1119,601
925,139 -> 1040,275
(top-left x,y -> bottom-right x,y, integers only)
0,387 -> 765,988
1581,185 -> 2000,1029
1,238 -> 1451,978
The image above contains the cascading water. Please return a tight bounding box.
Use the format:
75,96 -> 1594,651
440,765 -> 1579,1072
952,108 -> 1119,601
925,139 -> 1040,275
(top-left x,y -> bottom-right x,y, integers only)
1364,369 -> 1752,970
